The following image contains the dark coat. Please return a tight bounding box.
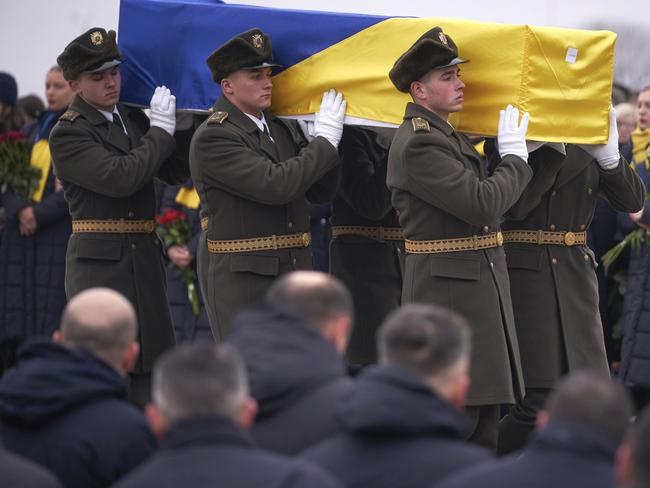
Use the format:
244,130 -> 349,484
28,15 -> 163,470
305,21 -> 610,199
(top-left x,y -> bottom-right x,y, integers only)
112,416 -> 343,488
1,449 -> 62,488
159,183 -> 212,343
386,102 -> 533,405
227,304 -> 353,454
436,421 -> 621,488
331,126 -> 403,365
0,339 -> 156,488
0,110 -> 70,341
49,94 -> 190,372
489,144 -> 645,387
302,365 -> 492,488
190,95 -> 340,339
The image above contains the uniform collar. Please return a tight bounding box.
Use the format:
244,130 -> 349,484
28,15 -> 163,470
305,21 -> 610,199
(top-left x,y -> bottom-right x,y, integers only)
404,102 -> 455,136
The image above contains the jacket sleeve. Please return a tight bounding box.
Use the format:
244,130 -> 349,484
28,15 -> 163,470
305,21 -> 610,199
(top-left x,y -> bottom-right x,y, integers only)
402,132 -> 533,227
306,165 -> 340,205
1,188 -> 28,220
193,127 -> 340,205
49,121 -> 177,198
598,156 -> 646,213
32,190 -> 69,228
486,139 -> 565,221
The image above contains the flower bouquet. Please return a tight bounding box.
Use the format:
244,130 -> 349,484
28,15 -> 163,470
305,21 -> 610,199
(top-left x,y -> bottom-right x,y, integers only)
0,131 -> 41,202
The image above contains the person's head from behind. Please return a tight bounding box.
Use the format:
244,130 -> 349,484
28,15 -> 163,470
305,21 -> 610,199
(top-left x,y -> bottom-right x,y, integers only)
637,86 -> 650,131
377,303 -> 471,408
16,95 -> 44,127
0,72 -> 19,131
53,287 -> 139,376
615,102 -> 636,144
57,28 -> 122,111
265,271 -> 354,354
206,28 -> 280,117
45,66 -> 74,112
146,343 -> 257,439
536,371 -> 633,446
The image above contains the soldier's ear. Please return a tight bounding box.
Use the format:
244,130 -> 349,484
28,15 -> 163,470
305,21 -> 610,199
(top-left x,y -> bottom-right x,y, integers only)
221,77 -> 233,95
145,402 -> 168,440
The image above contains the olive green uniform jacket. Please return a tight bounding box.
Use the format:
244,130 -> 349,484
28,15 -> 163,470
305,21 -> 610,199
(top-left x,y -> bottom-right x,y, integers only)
49,94 -> 190,373
386,103 -> 533,405
190,95 -> 340,340
330,126 -> 404,365
488,143 -> 645,387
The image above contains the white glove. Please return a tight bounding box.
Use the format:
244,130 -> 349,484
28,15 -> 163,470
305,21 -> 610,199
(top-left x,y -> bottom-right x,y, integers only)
297,119 -> 315,142
497,105 -> 530,162
314,89 -> 347,148
149,86 -> 176,136
578,106 -> 620,170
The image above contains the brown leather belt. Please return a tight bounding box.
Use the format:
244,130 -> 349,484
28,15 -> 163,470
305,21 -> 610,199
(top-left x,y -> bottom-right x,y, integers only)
502,230 -> 586,247
200,216 -> 208,231
72,219 -> 155,234
405,232 -> 504,254
207,232 -> 312,253
331,225 -> 404,241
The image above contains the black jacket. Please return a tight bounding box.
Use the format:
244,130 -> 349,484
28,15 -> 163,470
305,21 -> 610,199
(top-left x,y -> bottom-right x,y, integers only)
113,416 -> 342,488
1,448 -> 62,488
302,365 -> 492,487
227,303 -> 354,454
436,420 -> 620,488
0,339 -> 156,487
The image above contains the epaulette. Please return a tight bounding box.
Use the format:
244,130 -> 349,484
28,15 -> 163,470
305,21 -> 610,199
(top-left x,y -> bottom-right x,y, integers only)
411,117 -> 430,133
207,111 -> 228,125
59,110 -> 81,122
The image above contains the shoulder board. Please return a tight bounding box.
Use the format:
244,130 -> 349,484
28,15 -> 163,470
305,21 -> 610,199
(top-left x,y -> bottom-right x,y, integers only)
59,110 -> 81,122
207,111 -> 228,125
411,117 -> 430,133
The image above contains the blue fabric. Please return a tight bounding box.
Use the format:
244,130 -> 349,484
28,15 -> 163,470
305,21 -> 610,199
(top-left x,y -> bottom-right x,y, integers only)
118,0 -> 387,109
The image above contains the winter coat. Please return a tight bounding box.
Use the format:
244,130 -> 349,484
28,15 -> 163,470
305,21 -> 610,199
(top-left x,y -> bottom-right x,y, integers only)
302,365 -> 492,488
0,448 -> 62,488
227,304 -> 353,454
0,339 -> 156,487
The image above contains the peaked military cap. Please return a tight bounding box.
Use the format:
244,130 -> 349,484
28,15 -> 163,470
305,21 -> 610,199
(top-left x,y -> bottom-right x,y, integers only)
57,27 -> 121,81
206,28 -> 281,83
389,27 -> 468,93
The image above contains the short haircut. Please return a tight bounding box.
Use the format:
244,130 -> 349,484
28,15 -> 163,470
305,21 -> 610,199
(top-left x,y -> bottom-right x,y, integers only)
152,344 -> 248,425
60,288 -> 137,367
377,303 -> 471,378
265,271 -> 353,331
544,371 -> 633,444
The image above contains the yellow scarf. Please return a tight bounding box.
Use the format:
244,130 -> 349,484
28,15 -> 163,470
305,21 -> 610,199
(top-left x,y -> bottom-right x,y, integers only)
30,139 -> 51,203
175,186 -> 200,209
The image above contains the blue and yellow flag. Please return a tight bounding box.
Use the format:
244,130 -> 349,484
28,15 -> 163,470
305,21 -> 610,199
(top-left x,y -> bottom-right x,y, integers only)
118,1 -> 615,143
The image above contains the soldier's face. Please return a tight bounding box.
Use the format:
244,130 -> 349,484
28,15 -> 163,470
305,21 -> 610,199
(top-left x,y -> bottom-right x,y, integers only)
221,68 -> 273,117
69,67 -> 121,111
412,66 -> 465,120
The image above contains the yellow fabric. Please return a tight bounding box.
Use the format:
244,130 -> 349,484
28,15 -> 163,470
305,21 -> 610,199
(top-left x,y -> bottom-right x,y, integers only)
631,128 -> 650,167
30,140 -> 51,204
473,140 -> 486,157
175,186 -> 200,209
271,18 -> 615,143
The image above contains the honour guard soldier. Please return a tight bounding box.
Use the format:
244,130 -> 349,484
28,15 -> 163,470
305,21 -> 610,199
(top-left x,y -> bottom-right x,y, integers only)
386,27 -> 533,448
190,28 -> 346,339
330,125 -> 404,367
49,27 -> 190,405
490,110 -> 645,453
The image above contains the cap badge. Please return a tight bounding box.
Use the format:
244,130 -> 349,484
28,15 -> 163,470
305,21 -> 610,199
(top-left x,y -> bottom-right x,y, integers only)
439,32 -> 448,45
251,33 -> 263,49
90,31 -> 104,46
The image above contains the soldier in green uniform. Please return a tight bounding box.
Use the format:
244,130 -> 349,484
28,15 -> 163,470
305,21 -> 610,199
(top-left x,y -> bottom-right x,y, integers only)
190,28 -> 346,339
49,27 -> 190,406
386,27 -> 533,448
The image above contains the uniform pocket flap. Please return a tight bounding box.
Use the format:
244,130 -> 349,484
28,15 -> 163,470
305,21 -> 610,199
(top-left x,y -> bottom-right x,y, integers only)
506,247 -> 543,271
76,237 -> 122,261
430,255 -> 480,281
230,254 -> 280,277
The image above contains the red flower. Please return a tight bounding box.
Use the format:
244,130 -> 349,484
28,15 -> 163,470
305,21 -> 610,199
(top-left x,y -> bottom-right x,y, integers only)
156,209 -> 188,225
0,131 -> 27,145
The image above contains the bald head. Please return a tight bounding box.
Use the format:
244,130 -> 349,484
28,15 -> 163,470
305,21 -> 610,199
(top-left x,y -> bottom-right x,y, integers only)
60,288 -> 137,372
265,271 -> 353,332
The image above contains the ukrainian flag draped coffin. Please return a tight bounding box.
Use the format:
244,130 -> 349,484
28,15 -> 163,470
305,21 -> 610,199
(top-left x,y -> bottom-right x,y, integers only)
118,0 -> 616,143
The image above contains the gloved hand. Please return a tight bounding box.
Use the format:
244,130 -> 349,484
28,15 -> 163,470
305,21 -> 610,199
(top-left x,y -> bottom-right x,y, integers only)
314,89 -> 347,148
149,86 -> 176,136
578,106 -> 620,170
497,105 -> 530,162
297,119 -> 316,142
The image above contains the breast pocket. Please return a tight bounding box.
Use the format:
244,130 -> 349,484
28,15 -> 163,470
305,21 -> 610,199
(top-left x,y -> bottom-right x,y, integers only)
429,255 -> 481,281
76,236 -> 122,261
230,254 -> 280,277
505,246 -> 543,271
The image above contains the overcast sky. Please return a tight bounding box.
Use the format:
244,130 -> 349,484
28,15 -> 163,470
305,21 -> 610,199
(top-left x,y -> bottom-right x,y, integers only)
3,0 -> 649,99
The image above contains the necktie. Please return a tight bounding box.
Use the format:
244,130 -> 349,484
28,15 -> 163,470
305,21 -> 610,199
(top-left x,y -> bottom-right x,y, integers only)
262,122 -> 274,143
112,112 -> 126,133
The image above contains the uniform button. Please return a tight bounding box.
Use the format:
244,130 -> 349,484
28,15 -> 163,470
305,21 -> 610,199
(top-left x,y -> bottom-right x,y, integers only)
552,257 -> 558,265
287,221 -> 294,229
127,211 -> 135,218
396,247 -> 402,254
483,226 -> 489,232
549,224 -> 556,231
131,243 -> 137,250
292,257 -> 297,266
320,218 -> 327,225
551,190 -> 557,196
580,224 -> 586,230
587,188 -> 593,195
490,262 -> 494,268
584,254 -> 589,261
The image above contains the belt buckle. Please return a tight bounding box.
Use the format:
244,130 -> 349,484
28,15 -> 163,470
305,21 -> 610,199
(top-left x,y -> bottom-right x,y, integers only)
496,231 -> 504,246
564,231 -> 576,246
301,232 -> 311,247
145,221 -> 155,233
118,219 -> 126,233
